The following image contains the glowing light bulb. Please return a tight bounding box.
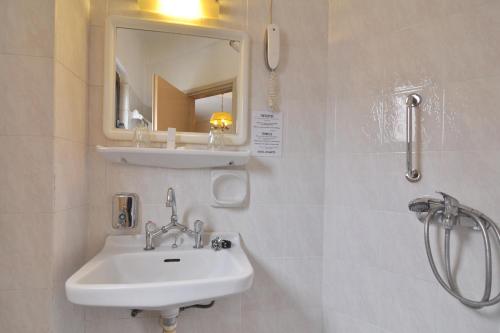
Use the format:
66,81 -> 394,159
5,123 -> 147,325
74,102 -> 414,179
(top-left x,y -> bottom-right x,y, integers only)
156,0 -> 203,19
138,0 -> 219,19
210,112 -> 233,129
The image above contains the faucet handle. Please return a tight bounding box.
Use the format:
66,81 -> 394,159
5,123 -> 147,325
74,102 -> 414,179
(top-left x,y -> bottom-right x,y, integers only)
194,220 -> 204,233
145,221 -> 158,233
193,220 -> 204,249
437,192 -> 459,229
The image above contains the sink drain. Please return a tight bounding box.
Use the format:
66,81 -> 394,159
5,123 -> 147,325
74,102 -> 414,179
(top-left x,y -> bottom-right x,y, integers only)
163,258 -> 181,263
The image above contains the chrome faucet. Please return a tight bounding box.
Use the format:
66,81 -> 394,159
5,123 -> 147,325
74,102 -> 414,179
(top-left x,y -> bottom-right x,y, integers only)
166,187 -> 177,223
144,187 -> 204,250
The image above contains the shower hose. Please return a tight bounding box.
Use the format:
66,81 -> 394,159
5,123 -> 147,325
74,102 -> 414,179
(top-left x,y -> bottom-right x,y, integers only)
423,205 -> 500,308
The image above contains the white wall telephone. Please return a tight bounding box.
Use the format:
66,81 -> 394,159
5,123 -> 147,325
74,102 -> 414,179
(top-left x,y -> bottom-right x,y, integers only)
266,24 -> 280,71
265,1 -> 280,112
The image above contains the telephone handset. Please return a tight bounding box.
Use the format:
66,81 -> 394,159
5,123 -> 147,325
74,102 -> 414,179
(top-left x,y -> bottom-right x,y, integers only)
266,24 -> 280,71
266,23 -> 280,112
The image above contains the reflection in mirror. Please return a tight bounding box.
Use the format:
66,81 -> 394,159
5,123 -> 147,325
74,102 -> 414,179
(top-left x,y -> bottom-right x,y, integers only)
114,27 -> 240,134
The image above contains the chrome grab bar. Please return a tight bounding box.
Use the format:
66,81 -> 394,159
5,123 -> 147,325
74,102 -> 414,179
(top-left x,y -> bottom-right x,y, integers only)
405,94 -> 422,182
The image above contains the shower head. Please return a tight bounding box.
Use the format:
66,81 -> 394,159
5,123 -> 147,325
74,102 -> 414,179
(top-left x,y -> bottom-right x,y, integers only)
409,192 -> 487,230
409,192 -> 461,213
409,197 -> 432,213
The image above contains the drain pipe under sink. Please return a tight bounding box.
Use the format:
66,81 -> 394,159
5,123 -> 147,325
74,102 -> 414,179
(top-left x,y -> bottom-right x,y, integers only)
159,308 -> 179,333
156,301 -> 216,332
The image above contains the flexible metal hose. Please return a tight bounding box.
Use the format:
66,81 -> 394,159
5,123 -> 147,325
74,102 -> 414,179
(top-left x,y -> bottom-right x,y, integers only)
443,212 -> 491,308
424,208 -> 500,308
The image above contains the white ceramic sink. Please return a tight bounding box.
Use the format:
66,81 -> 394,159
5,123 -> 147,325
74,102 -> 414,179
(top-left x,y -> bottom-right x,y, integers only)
66,232 -> 253,309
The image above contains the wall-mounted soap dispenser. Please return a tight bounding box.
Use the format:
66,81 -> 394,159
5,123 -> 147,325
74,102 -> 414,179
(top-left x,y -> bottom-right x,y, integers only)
112,193 -> 139,229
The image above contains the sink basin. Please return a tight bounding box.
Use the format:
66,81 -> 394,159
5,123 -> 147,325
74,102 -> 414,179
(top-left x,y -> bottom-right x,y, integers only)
65,232 -> 254,309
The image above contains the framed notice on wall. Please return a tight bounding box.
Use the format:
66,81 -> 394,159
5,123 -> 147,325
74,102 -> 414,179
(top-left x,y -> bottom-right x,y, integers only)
251,110 -> 282,157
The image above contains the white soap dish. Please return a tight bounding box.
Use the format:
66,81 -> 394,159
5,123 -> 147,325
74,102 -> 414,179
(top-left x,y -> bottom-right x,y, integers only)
210,170 -> 248,208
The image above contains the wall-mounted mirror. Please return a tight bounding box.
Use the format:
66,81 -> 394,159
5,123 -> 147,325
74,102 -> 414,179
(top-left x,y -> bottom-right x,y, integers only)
103,16 -> 249,145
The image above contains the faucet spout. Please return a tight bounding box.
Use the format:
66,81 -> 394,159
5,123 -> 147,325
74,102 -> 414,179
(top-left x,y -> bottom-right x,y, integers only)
166,187 -> 178,223
144,187 -> 205,251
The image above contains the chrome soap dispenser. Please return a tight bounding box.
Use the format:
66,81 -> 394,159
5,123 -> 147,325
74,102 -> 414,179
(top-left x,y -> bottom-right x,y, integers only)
112,193 -> 139,229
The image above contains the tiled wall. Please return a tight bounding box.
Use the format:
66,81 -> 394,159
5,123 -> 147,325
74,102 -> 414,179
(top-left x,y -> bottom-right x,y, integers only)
10,1 -> 498,332
52,0 -> 90,332
0,1 -> 89,332
0,1 -> 55,332
86,0 -> 327,332
324,1 -> 500,332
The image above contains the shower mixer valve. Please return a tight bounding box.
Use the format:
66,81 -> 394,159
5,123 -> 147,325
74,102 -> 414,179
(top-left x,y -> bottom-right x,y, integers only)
440,192 -> 459,230
409,191 -> 500,309
409,192 -> 485,231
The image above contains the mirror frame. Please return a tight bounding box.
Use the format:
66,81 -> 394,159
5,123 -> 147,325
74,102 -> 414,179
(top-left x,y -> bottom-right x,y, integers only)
103,16 -> 250,145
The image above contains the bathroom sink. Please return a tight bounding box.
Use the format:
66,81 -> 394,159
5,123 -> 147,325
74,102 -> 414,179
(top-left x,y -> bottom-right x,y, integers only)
65,232 -> 253,309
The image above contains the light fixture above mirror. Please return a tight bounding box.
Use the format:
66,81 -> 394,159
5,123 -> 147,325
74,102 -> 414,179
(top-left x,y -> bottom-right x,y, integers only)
138,0 -> 220,19
103,16 -> 249,146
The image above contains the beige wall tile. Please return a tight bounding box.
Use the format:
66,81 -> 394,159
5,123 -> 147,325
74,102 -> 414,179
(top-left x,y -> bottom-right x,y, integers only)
0,136 -> 54,213
88,85 -> 107,145
0,54 -> 54,136
54,62 -> 88,143
0,0 -> 54,57
52,280 -> 85,333
55,0 -> 90,81
88,149 -> 107,206
0,289 -> 52,332
90,0 -> 108,27
85,1 -> 327,333
88,26 -> 104,86
0,212 -> 53,290
54,139 -> 88,211
0,1 -> 89,333
216,0 -> 247,30
108,0 -> 139,15
52,206 -> 88,282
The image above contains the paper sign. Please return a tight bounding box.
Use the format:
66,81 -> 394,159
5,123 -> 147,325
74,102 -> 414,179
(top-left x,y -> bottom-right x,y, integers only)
251,110 -> 282,157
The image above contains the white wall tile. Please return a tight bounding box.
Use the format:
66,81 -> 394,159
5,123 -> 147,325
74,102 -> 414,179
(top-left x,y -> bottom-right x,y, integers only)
441,3 -> 500,82
325,0 -> 500,332
323,311 -> 391,333
443,76 -> 500,151
247,154 -> 324,205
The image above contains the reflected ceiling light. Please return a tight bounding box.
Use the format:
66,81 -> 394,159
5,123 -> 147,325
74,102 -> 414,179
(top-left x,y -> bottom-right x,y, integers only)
210,112 -> 233,129
138,0 -> 219,19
